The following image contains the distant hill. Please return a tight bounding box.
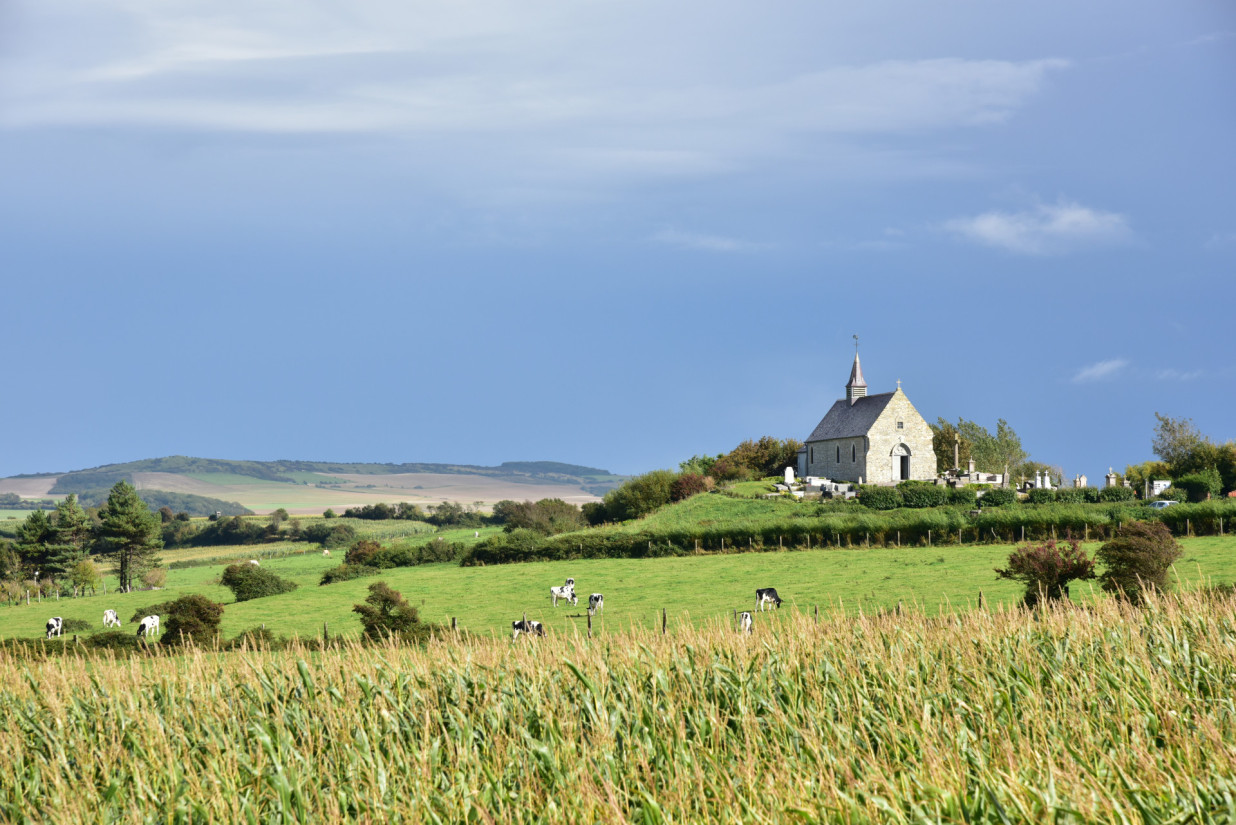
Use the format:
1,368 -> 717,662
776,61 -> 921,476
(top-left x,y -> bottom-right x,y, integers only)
1,456 -> 624,515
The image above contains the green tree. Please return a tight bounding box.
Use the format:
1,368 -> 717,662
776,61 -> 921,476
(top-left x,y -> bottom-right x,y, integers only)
959,418 -> 1027,485
995,539 -> 1095,607
602,470 -> 677,521
1096,521 -> 1181,605
930,418 -> 972,474
1152,412 -> 1208,468
725,437 -> 804,478
353,581 -> 431,643
1124,460 -> 1173,498
46,494 -> 91,576
14,510 -> 54,572
96,481 -> 163,592
70,559 -> 102,596
162,594 -> 224,646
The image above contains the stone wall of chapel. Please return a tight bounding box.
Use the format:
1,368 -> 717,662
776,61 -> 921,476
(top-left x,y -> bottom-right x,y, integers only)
865,391 -> 935,484
804,436 -> 868,483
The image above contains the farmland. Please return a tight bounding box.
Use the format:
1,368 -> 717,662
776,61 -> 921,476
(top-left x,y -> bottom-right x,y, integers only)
3,590 -> 1235,822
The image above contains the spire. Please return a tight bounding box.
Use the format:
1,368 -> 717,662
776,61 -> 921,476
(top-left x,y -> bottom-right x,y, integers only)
846,337 -> 867,405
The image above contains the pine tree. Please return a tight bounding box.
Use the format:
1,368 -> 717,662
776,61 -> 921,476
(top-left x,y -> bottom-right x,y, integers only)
14,509 -> 55,573
45,494 -> 91,577
96,481 -> 163,592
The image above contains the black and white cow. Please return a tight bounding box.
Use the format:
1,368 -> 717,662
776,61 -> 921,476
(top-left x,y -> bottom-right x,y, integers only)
102,609 -> 120,628
550,583 -> 577,607
511,619 -> 545,640
137,615 -> 160,638
755,587 -> 783,611
738,611 -> 753,634
587,593 -> 604,615
46,616 -> 63,639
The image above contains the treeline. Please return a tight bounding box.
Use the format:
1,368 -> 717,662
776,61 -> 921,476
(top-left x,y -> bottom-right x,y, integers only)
340,501 -> 487,528
161,514 -> 359,550
75,488 -> 251,518
0,493 -> 56,510
460,500 -> 1236,567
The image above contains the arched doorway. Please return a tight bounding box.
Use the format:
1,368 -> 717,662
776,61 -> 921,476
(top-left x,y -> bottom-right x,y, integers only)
890,443 -> 911,481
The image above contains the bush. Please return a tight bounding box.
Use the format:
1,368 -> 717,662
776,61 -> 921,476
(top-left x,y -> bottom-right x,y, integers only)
1099,485 -> 1137,503
670,473 -> 709,502
161,595 -> 224,645
129,601 -> 177,624
1026,488 -> 1057,505
301,522 -> 357,548
979,488 -> 1017,507
1174,469 -> 1222,503
353,582 -> 433,644
323,509 -> 337,519
85,631 -> 145,652
220,563 -> 299,602
1055,488 -> 1085,504
345,539 -> 383,565
603,470 -> 677,521
995,539 -> 1095,607
1158,486 -> 1188,502
319,564 -> 380,585
947,487 -> 978,508
142,568 -> 167,589
224,626 -> 285,650
897,481 -> 947,509
581,502 -> 609,526
1083,487 -> 1101,503
857,486 -> 903,510
1096,521 -> 1182,604
61,618 -> 92,633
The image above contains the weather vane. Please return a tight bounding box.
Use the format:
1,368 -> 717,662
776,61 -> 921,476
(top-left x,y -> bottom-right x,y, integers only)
853,333 -> 859,354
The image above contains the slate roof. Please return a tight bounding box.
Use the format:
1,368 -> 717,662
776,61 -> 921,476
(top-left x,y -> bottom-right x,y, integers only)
846,353 -> 867,389
804,392 -> 896,442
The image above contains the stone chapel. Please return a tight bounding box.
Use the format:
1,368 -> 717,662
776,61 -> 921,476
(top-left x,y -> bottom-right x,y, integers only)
801,351 -> 934,484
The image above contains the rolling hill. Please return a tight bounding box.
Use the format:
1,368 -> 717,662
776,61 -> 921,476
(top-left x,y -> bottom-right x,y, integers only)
0,456 -> 622,515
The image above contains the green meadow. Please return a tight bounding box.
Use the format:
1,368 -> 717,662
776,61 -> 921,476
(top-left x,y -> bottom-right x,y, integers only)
4,533 -> 1234,643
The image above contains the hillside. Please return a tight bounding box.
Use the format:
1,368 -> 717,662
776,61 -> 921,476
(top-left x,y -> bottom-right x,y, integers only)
0,456 -> 622,515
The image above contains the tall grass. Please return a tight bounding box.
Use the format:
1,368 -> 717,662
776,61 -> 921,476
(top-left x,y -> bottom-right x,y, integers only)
2,591 -> 1234,822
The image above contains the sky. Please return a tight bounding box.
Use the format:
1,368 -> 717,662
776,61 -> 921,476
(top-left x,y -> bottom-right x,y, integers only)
1,0 -> 1233,482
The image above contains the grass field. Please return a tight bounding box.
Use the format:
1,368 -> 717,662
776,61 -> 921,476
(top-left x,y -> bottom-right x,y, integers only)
4,535 -> 1235,644
3,592 -> 1235,822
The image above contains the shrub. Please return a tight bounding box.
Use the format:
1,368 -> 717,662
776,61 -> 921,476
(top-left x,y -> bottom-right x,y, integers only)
85,631 -> 144,652
857,486 -> 903,511
345,539 -> 383,566
353,582 -> 432,644
1083,487 -> 1101,503
979,488 -> 1017,507
1055,488 -> 1085,504
220,563 -> 299,602
161,594 -> 224,645
581,502 -> 609,526
995,539 -> 1095,607
1158,486 -> 1188,502
142,568 -> 167,589
671,473 -> 709,502
947,487 -> 978,508
1096,521 -> 1182,604
301,522 -> 357,548
319,564 -> 380,585
1174,469 -> 1222,503
61,618 -> 92,633
1026,488 -> 1057,505
603,470 -> 677,521
323,509 -> 337,519
897,481 -> 947,508
1099,485 -> 1137,503
129,601 -> 176,624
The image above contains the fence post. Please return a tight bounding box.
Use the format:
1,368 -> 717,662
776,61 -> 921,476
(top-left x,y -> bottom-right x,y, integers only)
662,608 -> 666,635
587,613 -> 592,639
26,590 -> 29,605
1021,526 -> 1025,542
814,604 -> 819,623
978,590 -> 985,608
928,530 -> 932,547
1187,519 -> 1192,537
322,622 -> 328,643
779,535 -> 782,548
896,531 -> 900,547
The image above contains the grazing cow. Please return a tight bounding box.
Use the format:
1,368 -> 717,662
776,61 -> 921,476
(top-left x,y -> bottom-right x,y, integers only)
550,583 -> 577,607
322,548 -> 331,557
564,578 -> 575,588
248,559 -> 260,566
739,611 -> 753,634
46,616 -> 63,640
511,619 -> 545,640
587,593 -> 604,615
102,609 -> 120,628
137,615 -> 160,638
755,587 -> 783,612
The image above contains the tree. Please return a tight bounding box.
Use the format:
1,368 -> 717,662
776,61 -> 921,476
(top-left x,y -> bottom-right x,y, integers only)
958,418 -> 1027,485
930,418 -> 972,474
670,473 -> 709,502
1124,460 -> 1173,498
724,437 -> 804,479
679,454 -> 721,477
322,509 -> 337,519
46,494 -> 91,577
1174,469 -> 1222,502
353,581 -> 431,643
602,470 -> 677,522
269,508 -> 290,526
220,563 -> 298,601
14,510 -> 54,572
1152,412 -> 1209,468
161,594 -> 224,646
158,506 -> 176,524
96,481 -> 163,592
70,559 -> 102,596
995,539 -> 1095,607
1096,521 -> 1181,605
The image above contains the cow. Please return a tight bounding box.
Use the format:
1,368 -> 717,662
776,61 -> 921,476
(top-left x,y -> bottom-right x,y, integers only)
322,548 -> 331,557
46,616 -> 63,639
756,588 -> 783,612
739,611 -> 753,634
587,593 -> 604,616
137,615 -> 160,638
248,559 -> 260,566
102,609 -> 120,628
511,619 -> 545,640
550,583 -> 577,607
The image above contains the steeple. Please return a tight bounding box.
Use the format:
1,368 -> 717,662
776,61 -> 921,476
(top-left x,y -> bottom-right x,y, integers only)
846,335 -> 867,405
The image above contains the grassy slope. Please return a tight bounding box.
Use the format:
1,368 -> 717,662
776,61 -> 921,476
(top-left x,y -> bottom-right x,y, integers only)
4,533 -> 1234,643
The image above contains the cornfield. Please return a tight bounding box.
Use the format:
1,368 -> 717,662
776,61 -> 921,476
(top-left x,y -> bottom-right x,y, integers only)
2,592 -> 1235,823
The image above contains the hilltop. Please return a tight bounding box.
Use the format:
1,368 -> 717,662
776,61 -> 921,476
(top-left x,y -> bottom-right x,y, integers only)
0,456 -> 622,516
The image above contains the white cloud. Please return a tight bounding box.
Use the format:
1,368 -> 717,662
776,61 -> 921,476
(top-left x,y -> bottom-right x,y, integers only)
1072,359 -> 1128,383
1155,368 -> 1204,381
651,229 -> 764,253
945,200 -> 1131,255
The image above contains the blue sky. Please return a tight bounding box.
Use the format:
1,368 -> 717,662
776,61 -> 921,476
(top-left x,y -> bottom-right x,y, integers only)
1,0 -> 1233,481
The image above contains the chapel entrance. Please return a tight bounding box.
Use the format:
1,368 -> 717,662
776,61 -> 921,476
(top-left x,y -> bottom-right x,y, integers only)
890,443 -> 911,481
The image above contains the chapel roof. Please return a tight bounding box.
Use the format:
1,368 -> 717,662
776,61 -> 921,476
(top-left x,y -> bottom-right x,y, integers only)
804,391 -> 896,442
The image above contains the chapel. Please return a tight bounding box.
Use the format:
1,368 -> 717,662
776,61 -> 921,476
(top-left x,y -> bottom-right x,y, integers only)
801,349 -> 934,484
